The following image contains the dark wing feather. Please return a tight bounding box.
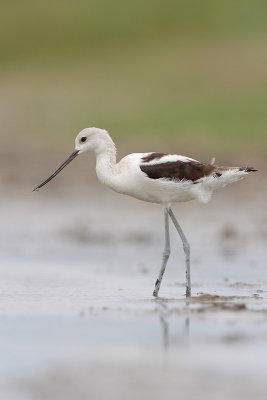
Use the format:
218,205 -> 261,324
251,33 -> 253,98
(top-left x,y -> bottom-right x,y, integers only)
140,160 -> 217,182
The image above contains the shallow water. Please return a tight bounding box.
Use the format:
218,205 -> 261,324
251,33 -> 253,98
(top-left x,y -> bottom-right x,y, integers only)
0,183 -> 267,399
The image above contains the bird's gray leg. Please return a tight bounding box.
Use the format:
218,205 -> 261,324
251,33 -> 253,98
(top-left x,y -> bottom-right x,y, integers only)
168,208 -> 191,297
153,208 -> 171,297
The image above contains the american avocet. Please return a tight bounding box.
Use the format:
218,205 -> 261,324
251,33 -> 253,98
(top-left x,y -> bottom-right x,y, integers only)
33,127 -> 257,297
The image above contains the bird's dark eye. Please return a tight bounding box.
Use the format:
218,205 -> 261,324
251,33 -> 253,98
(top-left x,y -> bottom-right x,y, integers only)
81,137 -> 87,142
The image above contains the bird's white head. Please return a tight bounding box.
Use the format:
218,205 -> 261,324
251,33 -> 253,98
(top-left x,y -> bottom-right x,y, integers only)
33,127 -> 115,191
75,127 -> 113,155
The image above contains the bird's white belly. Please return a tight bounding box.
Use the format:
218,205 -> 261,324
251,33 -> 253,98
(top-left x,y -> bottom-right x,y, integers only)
112,176 -> 196,204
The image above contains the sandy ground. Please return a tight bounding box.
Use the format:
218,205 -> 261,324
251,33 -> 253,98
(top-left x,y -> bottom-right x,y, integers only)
0,173 -> 267,399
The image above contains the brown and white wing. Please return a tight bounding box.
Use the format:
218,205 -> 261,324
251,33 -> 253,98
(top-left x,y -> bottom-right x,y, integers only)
140,153 -> 216,182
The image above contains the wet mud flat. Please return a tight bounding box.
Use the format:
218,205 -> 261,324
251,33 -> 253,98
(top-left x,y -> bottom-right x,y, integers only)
0,180 -> 267,399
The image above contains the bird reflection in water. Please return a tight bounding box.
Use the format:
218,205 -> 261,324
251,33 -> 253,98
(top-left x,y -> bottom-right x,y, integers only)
157,299 -> 191,351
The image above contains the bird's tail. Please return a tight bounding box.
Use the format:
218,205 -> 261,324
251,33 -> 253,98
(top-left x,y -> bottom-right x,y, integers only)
192,164 -> 258,203
238,166 -> 258,173
216,166 -> 258,174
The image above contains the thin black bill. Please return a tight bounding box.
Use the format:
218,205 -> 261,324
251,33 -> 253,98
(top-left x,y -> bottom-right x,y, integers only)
33,150 -> 79,191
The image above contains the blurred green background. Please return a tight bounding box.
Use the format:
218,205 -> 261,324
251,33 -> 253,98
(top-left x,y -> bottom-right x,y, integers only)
1,0 -> 266,167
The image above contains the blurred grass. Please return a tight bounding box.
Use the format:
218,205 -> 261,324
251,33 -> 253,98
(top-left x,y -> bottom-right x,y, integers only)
0,0 -> 267,161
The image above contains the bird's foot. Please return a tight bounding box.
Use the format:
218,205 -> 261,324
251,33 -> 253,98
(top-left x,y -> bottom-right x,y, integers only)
153,279 -> 160,297
186,287 -> 191,297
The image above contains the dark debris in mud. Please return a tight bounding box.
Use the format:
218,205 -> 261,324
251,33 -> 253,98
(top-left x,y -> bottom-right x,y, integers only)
194,302 -> 247,313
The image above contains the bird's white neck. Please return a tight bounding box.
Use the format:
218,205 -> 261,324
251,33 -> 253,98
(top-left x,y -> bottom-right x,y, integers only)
95,140 -> 117,188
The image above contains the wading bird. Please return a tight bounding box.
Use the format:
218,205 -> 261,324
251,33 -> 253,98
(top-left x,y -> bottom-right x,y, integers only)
33,127 -> 257,297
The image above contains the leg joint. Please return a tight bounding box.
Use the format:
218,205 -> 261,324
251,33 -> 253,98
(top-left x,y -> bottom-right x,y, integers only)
163,248 -> 171,258
183,241 -> 190,254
